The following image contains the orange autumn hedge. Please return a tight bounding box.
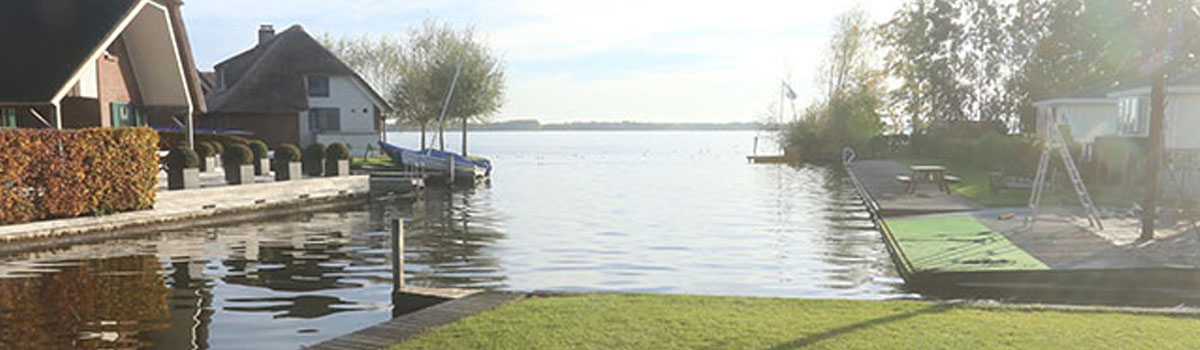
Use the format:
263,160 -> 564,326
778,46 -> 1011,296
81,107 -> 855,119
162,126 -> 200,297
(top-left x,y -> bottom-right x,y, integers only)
0,128 -> 159,225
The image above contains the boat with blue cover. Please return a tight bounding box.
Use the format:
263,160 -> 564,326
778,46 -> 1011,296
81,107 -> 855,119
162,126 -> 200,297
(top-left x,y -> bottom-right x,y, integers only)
379,141 -> 491,180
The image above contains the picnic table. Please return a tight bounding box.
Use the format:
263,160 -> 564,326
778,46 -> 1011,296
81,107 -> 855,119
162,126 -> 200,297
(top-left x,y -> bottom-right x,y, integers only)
900,165 -> 954,195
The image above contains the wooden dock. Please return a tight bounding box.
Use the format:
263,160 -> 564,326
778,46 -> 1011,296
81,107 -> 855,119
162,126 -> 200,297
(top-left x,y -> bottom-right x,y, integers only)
306,291 -> 524,350
846,160 -> 980,216
845,157 -> 1200,306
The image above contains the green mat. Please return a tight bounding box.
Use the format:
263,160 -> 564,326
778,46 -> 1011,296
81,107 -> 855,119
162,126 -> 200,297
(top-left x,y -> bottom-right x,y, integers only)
886,216 -> 1048,272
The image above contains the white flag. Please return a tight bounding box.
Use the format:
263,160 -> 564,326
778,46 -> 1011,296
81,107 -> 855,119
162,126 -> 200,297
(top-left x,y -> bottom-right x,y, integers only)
782,81 -> 797,100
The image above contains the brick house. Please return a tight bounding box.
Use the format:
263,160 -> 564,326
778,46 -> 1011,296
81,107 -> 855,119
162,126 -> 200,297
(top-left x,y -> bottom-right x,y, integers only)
202,24 -> 392,152
0,0 -> 207,144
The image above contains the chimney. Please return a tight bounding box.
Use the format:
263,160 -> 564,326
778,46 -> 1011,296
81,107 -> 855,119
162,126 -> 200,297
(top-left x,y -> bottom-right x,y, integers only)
258,24 -> 275,45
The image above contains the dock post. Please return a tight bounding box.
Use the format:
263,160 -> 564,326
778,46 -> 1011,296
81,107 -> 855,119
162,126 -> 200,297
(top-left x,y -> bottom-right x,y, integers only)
392,219 -> 405,289
449,156 -> 456,183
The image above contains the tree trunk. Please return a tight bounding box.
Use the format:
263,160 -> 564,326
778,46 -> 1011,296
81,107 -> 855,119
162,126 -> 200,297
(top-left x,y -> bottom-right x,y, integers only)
461,118 -> 468,157
420,123 -> 427,149
1142,0 -> 1168,242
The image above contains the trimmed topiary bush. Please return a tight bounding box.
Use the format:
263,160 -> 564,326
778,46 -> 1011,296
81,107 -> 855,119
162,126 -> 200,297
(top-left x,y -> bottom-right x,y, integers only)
222,144 -> 253,166
274,143 -> 301,164
302,143 -> 326,176
209,141 -> 224,155
325,142 -> 350,160
194,142 -> 214,159
248,140 -> 269,160
167,145 -> 199,170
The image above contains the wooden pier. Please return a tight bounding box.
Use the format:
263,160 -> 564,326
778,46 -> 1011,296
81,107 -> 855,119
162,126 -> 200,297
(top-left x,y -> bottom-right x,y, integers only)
845,158 -> 1200,306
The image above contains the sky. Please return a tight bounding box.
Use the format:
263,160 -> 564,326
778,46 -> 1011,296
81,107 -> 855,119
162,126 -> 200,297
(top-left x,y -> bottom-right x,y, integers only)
182,0 -> 906,123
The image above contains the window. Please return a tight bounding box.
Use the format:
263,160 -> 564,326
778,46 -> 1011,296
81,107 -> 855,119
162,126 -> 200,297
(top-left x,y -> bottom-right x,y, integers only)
307,75 -> 330,97
1118,96 -> 1149,135
1,108 -> 15,129
110,102 -> 145,127
308,108 -> 340,132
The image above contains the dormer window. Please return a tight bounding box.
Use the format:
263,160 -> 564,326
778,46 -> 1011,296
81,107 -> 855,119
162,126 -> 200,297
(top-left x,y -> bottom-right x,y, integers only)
307,75 -> 329,97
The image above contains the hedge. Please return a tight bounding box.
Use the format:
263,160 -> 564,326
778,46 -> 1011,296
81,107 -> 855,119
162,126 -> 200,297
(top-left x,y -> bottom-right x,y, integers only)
302,143 -> 326,176
156,131 -> 249,151
0,128 -> 159,225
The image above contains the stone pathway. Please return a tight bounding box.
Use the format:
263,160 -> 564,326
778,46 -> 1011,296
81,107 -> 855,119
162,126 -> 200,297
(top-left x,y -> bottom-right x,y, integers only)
0,176 -> 369,249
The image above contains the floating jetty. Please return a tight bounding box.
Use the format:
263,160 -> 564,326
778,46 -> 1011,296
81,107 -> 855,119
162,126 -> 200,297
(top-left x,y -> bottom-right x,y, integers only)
844,155 -> 1200,306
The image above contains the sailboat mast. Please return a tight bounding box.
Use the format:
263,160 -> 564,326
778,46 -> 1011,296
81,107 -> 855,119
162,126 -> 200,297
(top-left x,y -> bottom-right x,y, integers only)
437,58 -> 465,152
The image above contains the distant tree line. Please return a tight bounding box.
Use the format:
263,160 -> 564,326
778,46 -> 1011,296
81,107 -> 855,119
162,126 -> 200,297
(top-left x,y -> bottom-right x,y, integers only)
387,119 -> 758,131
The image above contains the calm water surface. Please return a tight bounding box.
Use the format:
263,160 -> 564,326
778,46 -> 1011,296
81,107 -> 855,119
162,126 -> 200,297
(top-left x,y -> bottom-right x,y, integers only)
0,131 -> 908,349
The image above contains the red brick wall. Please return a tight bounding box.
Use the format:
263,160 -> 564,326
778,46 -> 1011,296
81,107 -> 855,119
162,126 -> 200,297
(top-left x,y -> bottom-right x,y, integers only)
97,39 -> 139,127
202,112 -> 300,147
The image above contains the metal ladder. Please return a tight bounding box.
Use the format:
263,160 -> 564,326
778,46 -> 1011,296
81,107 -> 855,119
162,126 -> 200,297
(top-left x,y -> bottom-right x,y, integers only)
1028,122 -> 1104,230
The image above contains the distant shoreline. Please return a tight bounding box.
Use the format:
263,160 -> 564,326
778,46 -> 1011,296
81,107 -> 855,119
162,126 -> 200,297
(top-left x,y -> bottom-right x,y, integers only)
387,120 -> 762,132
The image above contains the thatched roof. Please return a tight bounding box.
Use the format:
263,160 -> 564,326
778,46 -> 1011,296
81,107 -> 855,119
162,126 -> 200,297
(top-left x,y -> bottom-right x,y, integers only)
0,0 -> 139,103
206,25 -> 392,114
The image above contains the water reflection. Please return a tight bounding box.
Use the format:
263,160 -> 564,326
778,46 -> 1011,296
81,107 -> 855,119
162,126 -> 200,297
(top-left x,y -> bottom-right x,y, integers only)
0,185 -> 509,350
0,131 -> 909,349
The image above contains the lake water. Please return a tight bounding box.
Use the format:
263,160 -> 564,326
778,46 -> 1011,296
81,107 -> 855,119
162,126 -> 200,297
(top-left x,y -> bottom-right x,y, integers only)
0,131 -> 908,349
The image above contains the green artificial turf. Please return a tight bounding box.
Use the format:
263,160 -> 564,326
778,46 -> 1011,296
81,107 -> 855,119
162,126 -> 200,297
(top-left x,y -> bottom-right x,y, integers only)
886,215 -> 1047,272
392,293 -> 1200,350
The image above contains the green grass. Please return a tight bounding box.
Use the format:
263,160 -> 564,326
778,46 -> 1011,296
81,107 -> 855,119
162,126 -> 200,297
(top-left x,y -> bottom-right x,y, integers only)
887,216 -> 1047,272
393,293 -> 1200,350
895,158 -> 1066,208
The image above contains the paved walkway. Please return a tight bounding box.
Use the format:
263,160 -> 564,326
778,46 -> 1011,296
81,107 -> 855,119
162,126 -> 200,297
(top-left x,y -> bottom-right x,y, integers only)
0,175 -> 369,248
307,291 -> 524,350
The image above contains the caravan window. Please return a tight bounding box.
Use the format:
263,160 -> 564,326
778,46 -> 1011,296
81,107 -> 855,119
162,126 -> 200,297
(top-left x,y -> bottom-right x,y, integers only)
1118,96 -> 1149,136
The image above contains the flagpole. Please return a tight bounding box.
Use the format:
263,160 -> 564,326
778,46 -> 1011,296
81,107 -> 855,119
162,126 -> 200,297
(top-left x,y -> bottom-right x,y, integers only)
779,80 -> 785,127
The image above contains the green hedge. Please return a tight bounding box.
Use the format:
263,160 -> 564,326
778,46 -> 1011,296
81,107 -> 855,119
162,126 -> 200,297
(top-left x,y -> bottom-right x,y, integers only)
0,128 -> 159,224
302,143 -> 326,176
156,131 -> 249,151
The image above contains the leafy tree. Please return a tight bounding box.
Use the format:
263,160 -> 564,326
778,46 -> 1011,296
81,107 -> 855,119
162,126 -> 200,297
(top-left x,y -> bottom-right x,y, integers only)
398,20 -> 505,156
786,7 -> 884,159
322,20 -> 505,156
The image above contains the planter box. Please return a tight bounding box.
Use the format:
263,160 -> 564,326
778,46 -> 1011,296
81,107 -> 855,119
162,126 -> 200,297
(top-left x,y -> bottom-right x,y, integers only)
225,164 -> 255,185
325,159 -> 350,177
200,156 -> 216,172
168,167 -> 200,190
275,162 -> 302,181
214,155 -> 223,170
254,158 -> 270,176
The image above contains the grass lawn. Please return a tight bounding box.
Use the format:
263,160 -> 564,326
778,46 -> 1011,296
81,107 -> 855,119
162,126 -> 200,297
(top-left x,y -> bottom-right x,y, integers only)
393,293 -> 1200,350
887,216 -> 1047,272
895,158 -> 1071,208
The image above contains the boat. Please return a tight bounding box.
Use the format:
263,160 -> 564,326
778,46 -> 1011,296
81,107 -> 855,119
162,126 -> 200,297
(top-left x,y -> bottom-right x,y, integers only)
379,141 -> 491,180
378,55 -> 492,181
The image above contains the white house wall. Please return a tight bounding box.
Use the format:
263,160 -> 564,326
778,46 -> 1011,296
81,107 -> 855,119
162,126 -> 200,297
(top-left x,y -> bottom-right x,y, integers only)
1058,104 -> 1118,143
1036,103 -> 1119,144
303,75 -> 379,152
76,60 -> 99,98
1166,93 -> 1200,150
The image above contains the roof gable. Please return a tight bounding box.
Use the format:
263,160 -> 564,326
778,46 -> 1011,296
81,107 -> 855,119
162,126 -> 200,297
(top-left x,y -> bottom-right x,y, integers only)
207,26 -> 392,113
0,0 -> 140,103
